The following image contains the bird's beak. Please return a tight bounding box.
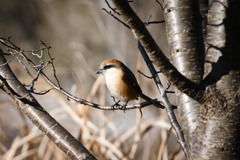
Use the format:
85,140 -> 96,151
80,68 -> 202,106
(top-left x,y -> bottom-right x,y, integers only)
96,69 -> 103,74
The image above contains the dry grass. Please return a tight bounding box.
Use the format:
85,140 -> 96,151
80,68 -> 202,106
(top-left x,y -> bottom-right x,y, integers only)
0,0 -> 184,159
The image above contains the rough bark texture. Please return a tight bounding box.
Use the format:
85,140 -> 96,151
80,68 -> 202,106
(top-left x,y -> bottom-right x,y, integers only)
163,0 -> 205,154
199,0 -> 208,41
164,0 -> 240,159
192,0 -> 240,159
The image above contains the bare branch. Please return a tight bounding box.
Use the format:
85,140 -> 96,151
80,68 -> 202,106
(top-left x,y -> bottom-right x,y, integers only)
105,0 -> 121,15
144,14 -> 165,26
102,8 -> 131,29
137,70 -> 153,79
42,41 -> 61,87
29,62 -> 44,92
137,40 -> 188,157
156,0 -> 164,10
0,49 -> 96,160
0,37 -> 166,113
144,20 -> 165,25
31,88 -> 53,95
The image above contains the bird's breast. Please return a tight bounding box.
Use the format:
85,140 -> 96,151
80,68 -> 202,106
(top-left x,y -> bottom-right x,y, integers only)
104,69 -> 139,102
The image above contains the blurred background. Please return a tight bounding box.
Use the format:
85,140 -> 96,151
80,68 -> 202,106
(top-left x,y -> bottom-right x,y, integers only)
0,0 -> 184,159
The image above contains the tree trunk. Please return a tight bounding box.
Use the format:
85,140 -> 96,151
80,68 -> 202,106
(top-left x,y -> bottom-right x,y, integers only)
163,0 -> 205,153
164,0 -> 240,159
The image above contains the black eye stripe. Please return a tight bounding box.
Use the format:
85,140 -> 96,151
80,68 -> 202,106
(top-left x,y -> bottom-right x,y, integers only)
103,64 -> 115,70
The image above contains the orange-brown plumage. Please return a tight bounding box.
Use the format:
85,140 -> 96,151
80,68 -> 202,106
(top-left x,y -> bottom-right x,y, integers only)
96,59 -> 164,110
97,59 -> 141,102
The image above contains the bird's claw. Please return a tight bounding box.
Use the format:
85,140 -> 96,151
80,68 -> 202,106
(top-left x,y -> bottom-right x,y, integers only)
111,100 -> 121,110
121,101 -> 128,113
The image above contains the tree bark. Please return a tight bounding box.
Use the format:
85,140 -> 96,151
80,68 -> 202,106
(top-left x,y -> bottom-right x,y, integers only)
163,0 -> 205,153
192,0 -> 240,159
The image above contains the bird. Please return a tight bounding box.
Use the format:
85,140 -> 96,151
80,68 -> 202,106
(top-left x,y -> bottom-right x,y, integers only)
96,59 -> 164,111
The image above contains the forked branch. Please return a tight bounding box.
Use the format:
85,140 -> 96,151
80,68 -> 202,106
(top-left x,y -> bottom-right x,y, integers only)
111,0 -> 204,103
0,38 -> 167,112
0,49 -> 96,160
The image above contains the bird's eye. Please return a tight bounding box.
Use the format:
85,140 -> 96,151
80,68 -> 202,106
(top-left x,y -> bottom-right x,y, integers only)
103,64 -> 115,70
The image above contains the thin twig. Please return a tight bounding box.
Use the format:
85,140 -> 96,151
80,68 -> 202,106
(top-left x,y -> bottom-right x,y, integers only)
144,14 -> 165,26
29,62 -> 44,92
105,0 -> 121,15
156,0 -> 164,10
102,8 -> 131,29
137,70 -> 153,79
0,37 -> 50,54
31,88 -> 53,95
41,40 -> 61,87
166,91 -> 175,94
144,20 -> 165,25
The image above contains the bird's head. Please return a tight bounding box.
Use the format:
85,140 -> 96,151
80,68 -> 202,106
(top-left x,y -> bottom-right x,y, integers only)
96,59 -> 123,75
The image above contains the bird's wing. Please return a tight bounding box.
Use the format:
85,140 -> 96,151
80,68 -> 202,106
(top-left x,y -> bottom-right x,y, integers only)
122,64 -> 142,94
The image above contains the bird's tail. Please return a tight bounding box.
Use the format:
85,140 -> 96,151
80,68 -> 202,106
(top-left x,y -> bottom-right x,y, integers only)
140,94 -> 164,109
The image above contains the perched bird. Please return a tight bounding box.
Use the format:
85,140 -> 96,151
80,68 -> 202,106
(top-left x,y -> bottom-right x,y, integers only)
96,59 -> 164,111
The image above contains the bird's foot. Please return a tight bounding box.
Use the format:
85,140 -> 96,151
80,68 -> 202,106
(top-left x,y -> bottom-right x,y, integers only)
111,100 -> 121,110
121,101 -> 128,113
